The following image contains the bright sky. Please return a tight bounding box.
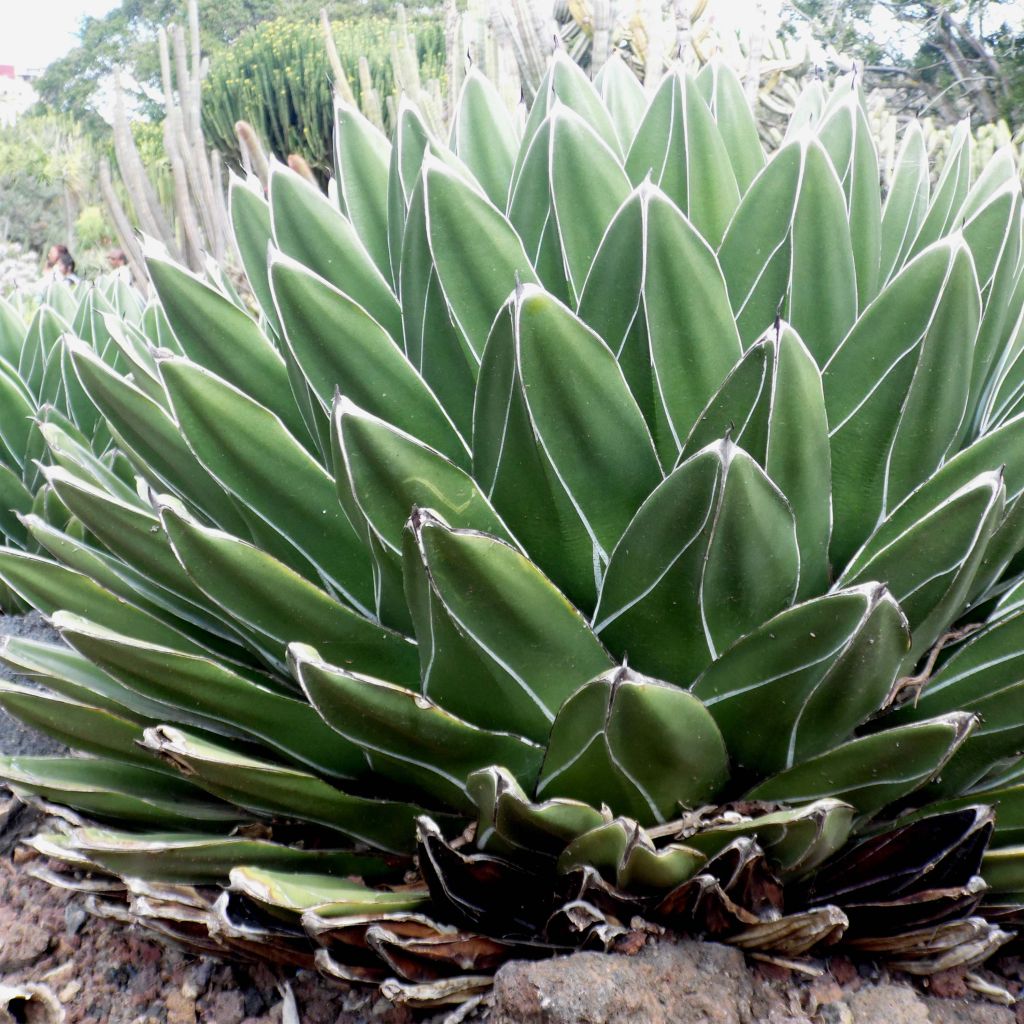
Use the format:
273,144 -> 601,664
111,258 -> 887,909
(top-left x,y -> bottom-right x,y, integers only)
0,0 -> 119,72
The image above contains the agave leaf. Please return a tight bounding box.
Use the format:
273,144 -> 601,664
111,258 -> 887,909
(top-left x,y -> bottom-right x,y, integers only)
66,338 -> 250,536
0,635 -> 180,724
0,466 -> 33,547
269,165 -> 402,344
838,471 -> 1005,667
228,176 -> 281,336
0,296 -> 24,365
0,548 -> 217,656
625,69 -> 740,247
146,255 -> 311,446
692,585 -> 909,776
44,467 -> 215,618
158,500 -> 418,683
231,866 -> 428,916
594,53 -> 647,154
334,101 -> 392,279
19,305 -> 68,400
292,643 -> 544,812
888,607 -> 1024,794
474,285 -> 662,609
159,357 -> 376,615
40,420 -> 138,505
537,665 -> 728,826
388,101 -> 433,283
637,186 -> 742,463
695,59 -> 766,194
595,440 -> 799,686
56,613 -> 370,780
507,117 -> 571,303
814,88 -> 882,305
747,713 -> 978,817
425,156 -> 538,361
683,800 -> 854,877
269,254 -> 468,467
0,756 -> 244,830
467,766 -> 607,858
141,725 -> 430,854
677,322 -> 831,596
450,68 -> 518,208
67,827 -> 396,886
333,397 -> 511,560
908,119 -> 971,258
0,681 -> 166,771
406,510 -> 614,740
719,138 -> 856,361
824,238 -> 981,568
400,165 -> 478,438
0,361 -> 37,472
548,106 -> 631,305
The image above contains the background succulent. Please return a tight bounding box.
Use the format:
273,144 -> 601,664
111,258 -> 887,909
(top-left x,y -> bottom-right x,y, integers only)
1,54 -> 1024,1005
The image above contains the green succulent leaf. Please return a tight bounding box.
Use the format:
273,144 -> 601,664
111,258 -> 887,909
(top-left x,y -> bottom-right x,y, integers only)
269,164 -> 402,343
292,643 -> 544,812
824,237 -> 981,568
595,440 -> 800,685
625,69 -> 740,247
692,585 -> 909,776
695,58 -> 766,193
537,665 -> 729,826
334,101 -> 392,279
406,509 -> 614,739
746,713 -> 978,817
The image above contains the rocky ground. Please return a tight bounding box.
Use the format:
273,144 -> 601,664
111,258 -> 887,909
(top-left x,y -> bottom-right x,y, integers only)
2,612 -> 1024,1023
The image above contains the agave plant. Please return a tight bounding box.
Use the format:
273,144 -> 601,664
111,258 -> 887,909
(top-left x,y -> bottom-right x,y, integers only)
3,52 -> 1024,1004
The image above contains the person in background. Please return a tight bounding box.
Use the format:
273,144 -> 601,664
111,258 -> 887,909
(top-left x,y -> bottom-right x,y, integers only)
42,244 -> 69,284
106,249 -> 131,282
55,251 -> 81,286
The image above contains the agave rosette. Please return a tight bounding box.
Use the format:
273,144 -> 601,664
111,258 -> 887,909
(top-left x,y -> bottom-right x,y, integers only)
1,54 -> 1024,998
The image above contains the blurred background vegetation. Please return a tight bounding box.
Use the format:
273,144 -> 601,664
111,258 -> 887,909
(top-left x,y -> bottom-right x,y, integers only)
2,0 -> 1024,292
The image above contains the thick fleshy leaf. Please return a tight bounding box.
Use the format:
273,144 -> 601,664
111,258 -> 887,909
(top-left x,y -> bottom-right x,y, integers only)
450,68 -> 518,207
747,713 -> 977,817
889,607 -> 1024,794
824,237 -> 981,568
68,827 -> 396,886
0,681 -> 164,771
473,286 -> 662,609
0,756 -> 243,829
292,644 -> 543,812
625,69 -> 740,247
548,106 -> 631,305
333,398 -> 511,559
815,87 -> 882,305
334,101 -> 392,279
692,585 -> 908,776
228,177 -> 280,335
880,123 -> 929,284
405,509 -> 613,740
908,119 -> 971,258
537,665 -> 728,825
594,53 -> 647,154
158,500 -> 417,683
424,157 -> 538,363
694,58 -> 765,194
719,138 -> 857,362
159,357 -> 376,615
55,613 -> 369,780
146,255 -> 310,445
467,766 -> 606,858
269,165 -> 402,343
269,253 -> 468,466
141,725 -> 429,854
838,471 -> 1005,666
683,800 -> 853,876
594,440 -> 800,685
66,339 -> 250,536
